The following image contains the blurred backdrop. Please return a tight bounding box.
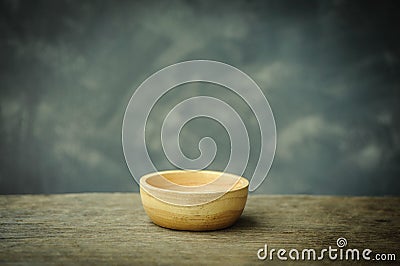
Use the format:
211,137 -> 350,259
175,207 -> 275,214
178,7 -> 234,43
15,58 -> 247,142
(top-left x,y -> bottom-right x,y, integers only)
0,0 -> 399,195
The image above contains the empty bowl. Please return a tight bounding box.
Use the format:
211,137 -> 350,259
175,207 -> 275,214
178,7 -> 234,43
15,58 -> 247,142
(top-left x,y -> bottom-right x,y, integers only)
140,170 -> 249,231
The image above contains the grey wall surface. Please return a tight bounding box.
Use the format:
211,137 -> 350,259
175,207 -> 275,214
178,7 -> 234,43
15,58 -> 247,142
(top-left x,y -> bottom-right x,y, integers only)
0,0 -> 399,195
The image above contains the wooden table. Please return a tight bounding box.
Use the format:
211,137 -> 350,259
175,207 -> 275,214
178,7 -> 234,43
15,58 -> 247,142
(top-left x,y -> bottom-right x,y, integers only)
1,193 -> 399,265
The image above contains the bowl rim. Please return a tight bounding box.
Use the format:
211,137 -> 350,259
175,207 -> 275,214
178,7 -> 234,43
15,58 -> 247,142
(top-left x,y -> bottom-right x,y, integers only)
140,169 -> 249,195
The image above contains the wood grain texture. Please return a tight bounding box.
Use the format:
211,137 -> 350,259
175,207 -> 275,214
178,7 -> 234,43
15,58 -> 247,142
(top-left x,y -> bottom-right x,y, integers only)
0,193 -> 399,265
141,186 -> 247,231
140,170 -> 249,231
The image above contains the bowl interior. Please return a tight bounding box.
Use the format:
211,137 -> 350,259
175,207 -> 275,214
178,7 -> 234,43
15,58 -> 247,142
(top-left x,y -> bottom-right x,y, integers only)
143,170 -> 248,193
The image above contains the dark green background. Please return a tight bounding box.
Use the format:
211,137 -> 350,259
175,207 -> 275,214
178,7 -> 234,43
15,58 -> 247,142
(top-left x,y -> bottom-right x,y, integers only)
1,0 -> 399,195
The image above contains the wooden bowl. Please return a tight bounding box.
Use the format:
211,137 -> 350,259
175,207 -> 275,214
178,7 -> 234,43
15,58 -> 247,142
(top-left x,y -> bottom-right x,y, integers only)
140,170 -> 249,231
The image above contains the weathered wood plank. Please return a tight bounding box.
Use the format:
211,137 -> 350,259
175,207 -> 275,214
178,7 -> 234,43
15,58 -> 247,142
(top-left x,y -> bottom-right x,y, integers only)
0,194 -> 399,265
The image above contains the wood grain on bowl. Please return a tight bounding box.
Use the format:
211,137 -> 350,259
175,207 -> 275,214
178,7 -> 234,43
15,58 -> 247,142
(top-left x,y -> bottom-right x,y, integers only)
140,170 -> 249,231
